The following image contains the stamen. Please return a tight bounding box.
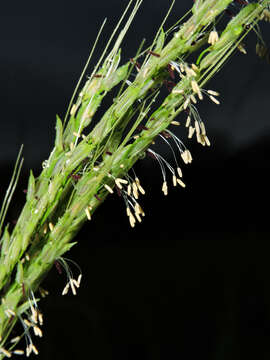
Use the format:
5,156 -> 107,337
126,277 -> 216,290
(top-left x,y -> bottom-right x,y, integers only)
62,283 -> 70,296
209,95 -> 220,105
0,348 -> 12,358
162,181 -> 168,196
177,167 -> 183,178
188,126 -> 195,139
10,336 -> 21,344
104,184 -> 114,194
13,350 -> 24,355
177,178 -> 186,188
48,222 -> 54,232
186,116 -> 191,127
207,89 -> 220,96
115,178 -> 128,189
208,30 -> 219,45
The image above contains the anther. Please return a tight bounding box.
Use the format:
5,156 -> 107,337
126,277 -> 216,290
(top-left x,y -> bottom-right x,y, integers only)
115,178 -> 128,189
0,348 -> 12,358
208,30 -> 219,45
162,181 -> 168,196
13,350 -> 24,355
48,222 -> 54,232
104,184 -> 114,194
177,178 -> 186,188
209,95 -> 220,105
188,126 -> 195,139
177,167 -> 183,178
85,207 -> 91,221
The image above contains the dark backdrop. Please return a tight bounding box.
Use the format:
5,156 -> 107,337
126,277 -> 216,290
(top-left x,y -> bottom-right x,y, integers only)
1,1 -> 270,359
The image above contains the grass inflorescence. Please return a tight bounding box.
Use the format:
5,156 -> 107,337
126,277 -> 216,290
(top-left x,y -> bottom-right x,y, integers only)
0,0 -> 269,357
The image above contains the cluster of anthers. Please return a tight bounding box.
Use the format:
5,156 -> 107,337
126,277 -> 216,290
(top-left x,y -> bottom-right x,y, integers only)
58,257 -> 82,296
1,291 -> 43,358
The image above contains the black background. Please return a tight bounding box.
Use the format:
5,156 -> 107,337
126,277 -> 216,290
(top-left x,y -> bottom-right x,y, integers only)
1,0 -> 270,359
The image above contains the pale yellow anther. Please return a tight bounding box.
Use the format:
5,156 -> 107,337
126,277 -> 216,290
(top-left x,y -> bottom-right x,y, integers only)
135,213 -> 142,223
187,150 -> 193,163
26,253 -> 30,261
200,121 -> 206,135
62,283 -> 70,296
195,120 -> 200,135
43,224 -> 47,234
31,308 -> 38,324
104,184 -> 114,194
77,274 -> 82,286
70,279 -> 77,295
132,182 -> 139,199
128,212 -> 136,228
207,90 -> 219,96
208,30 -> 219,45
204,135 -> 211,147
49,222 -> 54,232
172,89 -> 184,95
127,184 -> 132,196
85,207 -> 91,221
138,184 -> 145,195
38,312 -> 43,326
0,348 -> 12,358
177,178 -> 186,188
171,121 -> 180,126
181,150 -> 189,164
191,80 -> 199,93
190,95 -> 197,104
72,278 -> 80,289
10,336 -> 20,344
173,175 -> 177,187
177,167 -> 183,178
13,350 -> 24,355
191,63 -> 199,72
183,98 -> 190,110
115,178 -> 128,189
120,164 -> 125,169
70,104 -> 77,116
196,132 -> 202,144
162,181 -> 168,196
188,126 -> 195,139
32,345 -> 39,355
34,326 -> 43,337
179,63 -> 185,73
185,116 -> 191,128
209,95 -> 220,105
23,319 -> 32,327
73,132 -> 80,138
26,344 -> 32,357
